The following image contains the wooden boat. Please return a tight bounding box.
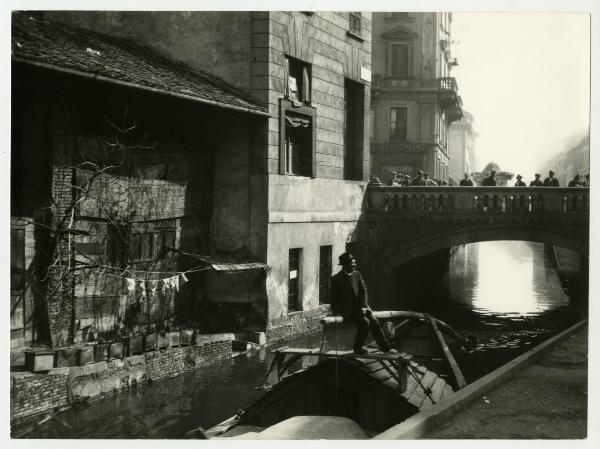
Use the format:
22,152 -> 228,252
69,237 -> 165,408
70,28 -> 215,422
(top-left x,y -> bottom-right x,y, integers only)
190,310 -> 468,439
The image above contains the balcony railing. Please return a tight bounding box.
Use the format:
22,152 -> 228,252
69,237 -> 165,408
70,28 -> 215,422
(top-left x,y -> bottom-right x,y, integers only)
366,186 -> 590,215
436,77 -> 458,93
370,142 -> 438,153
372,76 -> 437,91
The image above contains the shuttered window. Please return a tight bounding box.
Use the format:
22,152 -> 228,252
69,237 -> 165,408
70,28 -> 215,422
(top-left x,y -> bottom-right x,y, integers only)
349,12 -> 362,35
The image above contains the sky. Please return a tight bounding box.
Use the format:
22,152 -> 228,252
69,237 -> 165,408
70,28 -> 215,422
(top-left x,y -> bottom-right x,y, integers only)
451,13 -> 590,176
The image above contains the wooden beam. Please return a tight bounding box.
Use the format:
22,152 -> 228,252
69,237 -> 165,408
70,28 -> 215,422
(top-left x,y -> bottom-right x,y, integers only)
320,310 -> 430,325
271,347 -> 412,362
429,317 -> 467,389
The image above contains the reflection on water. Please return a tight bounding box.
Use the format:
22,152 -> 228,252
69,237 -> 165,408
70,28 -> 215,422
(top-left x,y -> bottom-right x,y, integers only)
460,241 -> 569,318
403,241 -> 580,332
13,241 -> 584,439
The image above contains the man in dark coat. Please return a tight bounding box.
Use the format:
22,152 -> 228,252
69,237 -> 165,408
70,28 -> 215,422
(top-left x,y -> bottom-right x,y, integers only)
568,174 -> 582,187
529,173 -> 543,186
514,174 -> 526,186
482,170 -> 498,186
543,170 -> 560,187
459,173 -> 473,186
329,253 -> 392,354
411,170 -> 427,186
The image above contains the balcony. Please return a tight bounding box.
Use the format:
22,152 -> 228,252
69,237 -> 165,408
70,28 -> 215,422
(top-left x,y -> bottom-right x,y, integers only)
436,77 -> 458,93
370,142 -> 438,154
372,76 -> 437,91
445,96 -> 463,122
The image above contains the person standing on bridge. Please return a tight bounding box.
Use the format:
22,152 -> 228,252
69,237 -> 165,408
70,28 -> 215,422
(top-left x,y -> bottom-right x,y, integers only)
529,173 -> 543,186
568,174 -> 583,187
411,170 -> 427,186
459,173 -> 473,186
387,171 -> 401,186
482,170 -> 498,186
514,174 -> 526,186
543,170 -> 560,187
423,172 -> 438,186
329,253 -> 393,354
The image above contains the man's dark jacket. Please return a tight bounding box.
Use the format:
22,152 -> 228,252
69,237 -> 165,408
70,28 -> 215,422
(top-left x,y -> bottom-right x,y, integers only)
330,270 -> 368,319
543,177 -> 560,187
482,176 -> 497,186
529,179 -> 543,186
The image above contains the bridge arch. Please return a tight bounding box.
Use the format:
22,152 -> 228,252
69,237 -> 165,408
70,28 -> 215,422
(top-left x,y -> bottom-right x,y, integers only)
384,225 -> 587,269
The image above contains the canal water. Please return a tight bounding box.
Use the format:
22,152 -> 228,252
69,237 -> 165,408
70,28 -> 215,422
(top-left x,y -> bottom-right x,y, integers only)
13,241 -> 585,438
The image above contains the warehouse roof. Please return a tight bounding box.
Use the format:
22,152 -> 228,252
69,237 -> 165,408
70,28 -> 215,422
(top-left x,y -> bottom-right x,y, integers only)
12,13 -> 268,116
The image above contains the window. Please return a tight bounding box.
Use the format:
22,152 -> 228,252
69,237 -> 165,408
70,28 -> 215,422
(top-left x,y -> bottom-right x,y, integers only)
349,12 -> 362,35
285,56 -> 311,105
389,107 -> 408,141
129,226 -> 175,263
288,248 -> 302,312
319,245 -> 332,304
344,79 -> 365,180
279,99 -> 316,177
390,43 -> 410,78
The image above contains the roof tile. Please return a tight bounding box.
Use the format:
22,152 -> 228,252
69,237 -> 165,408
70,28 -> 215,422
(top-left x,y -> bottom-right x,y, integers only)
12,13 -> 268,116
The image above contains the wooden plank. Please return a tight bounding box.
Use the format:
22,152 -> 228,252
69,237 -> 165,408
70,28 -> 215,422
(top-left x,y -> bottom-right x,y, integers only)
429,317 -> 467,389
401,374 -> 419,400
441,383 -> 454,400
409,371 -> 437,409
429,376 -> 447,403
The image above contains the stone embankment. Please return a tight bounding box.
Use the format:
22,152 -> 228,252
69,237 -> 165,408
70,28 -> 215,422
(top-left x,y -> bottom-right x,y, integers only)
10,335 -> 233,424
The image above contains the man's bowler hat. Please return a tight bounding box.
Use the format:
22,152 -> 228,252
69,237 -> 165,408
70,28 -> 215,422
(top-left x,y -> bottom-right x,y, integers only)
338,252 -> 354,266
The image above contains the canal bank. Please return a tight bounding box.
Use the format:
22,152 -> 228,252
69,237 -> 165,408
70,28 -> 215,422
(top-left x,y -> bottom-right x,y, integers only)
427,321 -> 588,439
376,320 -> 588,439
11,241 -> 587,438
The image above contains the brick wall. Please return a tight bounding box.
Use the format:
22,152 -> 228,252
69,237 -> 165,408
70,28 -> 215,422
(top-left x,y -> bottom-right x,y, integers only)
11,371 -> 69,422
266,304 -> 330,342
10,337 -> 233,423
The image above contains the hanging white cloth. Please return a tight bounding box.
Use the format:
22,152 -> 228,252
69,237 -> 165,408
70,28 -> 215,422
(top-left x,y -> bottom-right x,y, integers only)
126,278 -> 137,292
140,280 -> 147,297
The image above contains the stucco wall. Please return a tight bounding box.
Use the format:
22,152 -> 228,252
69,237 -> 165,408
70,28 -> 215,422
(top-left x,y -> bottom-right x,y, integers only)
265,176 -> 365,319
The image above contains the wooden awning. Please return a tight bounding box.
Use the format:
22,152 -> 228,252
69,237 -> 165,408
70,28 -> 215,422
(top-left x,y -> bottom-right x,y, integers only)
167,248 -> 270,274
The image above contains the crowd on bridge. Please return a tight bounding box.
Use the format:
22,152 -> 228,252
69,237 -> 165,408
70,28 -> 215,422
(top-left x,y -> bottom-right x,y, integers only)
369,169 -> 590,188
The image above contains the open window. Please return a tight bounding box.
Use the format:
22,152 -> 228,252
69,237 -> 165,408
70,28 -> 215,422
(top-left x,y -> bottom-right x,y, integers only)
285,56 -> 311,105
389,107 -> 408,141
389,43 -> 411,78
279,99 -> 316,177
344,78 -> 365,180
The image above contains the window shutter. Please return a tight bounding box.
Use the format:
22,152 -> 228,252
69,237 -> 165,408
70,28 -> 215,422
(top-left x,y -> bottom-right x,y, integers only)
349,12 -> 361,35
302,66 -> 310,103
284,57 -> 290,97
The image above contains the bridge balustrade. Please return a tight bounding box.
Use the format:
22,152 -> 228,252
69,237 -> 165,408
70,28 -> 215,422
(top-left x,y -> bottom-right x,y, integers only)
371,187 -> 589,215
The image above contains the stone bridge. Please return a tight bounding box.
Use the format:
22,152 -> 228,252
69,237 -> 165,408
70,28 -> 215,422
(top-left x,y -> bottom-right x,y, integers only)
353,186 -> 589,308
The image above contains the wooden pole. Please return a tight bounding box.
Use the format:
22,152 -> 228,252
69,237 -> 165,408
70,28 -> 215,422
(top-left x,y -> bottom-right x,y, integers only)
320,310 -> 429,325
429,316 -> 467,389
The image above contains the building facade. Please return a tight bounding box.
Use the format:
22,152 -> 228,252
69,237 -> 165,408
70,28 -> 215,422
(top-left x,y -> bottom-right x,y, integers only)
541,134 -> 590,187
447,110 -> 477,185
370,12 -> 463,184
11,11 -> 373,354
